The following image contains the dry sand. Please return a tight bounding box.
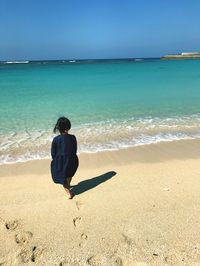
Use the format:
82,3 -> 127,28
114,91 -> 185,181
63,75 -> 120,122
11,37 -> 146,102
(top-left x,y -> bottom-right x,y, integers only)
1,139 -> 200,265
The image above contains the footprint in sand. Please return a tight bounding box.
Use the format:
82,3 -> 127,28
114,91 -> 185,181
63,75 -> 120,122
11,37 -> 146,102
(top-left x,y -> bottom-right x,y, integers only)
75,201 -> 83,210
165,254 -> 178,265
79,233 -> 88,247
121,233 -> 132,246
15,231 -> 33,245
31,246 -> 44,262
87,254 -> 107,266
59,260 -> 72,266
112,256 -> 123,266
73,217 -> 82,227
18,247 -> 33,263
59,260 -> 80,266
5,220 -> 19,231
18,246 -> 43,263
1,216 -> 44,264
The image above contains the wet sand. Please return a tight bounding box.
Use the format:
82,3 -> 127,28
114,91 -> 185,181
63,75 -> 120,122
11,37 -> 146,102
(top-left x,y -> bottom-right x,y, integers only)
1,139 -> 200,265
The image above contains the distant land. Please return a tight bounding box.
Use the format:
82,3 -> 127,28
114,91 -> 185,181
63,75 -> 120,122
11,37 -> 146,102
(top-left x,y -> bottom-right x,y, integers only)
162,52 -> 200,60
1,53 -> 200,63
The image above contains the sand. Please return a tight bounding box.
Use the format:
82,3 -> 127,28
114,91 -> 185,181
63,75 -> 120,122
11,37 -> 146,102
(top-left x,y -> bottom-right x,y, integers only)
1,139 -> 200,265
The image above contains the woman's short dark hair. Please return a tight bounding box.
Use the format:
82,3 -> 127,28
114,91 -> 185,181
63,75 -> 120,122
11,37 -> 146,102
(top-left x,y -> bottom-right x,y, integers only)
53,117 -> 71,133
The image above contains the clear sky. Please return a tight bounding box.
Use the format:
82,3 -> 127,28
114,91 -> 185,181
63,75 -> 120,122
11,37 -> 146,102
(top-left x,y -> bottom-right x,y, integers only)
1,0 -> 200,60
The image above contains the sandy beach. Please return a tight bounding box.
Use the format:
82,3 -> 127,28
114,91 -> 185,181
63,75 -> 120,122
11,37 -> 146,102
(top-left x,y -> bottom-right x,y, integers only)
1,139 -> 200,265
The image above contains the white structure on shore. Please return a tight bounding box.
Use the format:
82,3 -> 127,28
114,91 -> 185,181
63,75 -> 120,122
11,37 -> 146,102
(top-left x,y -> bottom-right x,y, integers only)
162,51 -> 200,59
181,52 -> 200,56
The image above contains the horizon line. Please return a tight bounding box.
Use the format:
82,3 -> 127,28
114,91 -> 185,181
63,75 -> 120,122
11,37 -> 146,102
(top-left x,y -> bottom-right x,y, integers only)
0,56 -> 161,62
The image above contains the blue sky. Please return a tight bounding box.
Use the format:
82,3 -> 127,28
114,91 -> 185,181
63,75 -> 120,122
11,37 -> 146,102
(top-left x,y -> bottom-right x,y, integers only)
1,0 -> 200,60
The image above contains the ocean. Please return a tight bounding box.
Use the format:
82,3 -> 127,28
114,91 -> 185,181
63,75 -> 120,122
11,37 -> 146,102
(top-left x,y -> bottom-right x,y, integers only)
1,58 -> 200,164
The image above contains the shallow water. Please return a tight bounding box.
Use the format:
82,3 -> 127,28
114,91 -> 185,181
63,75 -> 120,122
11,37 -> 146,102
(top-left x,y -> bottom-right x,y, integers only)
1,59 -> 200,164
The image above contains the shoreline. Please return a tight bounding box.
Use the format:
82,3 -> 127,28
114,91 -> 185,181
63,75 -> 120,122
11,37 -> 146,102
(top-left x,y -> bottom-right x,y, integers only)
2,113 -> 200,166
1,138 -> 200,176
1,138 -> 200,265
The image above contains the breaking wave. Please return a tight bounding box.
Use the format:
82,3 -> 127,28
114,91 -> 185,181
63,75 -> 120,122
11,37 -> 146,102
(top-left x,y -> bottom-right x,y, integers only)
1,115 -> 200,164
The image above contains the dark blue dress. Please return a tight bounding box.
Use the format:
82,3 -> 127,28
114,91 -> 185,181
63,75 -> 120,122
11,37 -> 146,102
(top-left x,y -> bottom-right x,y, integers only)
50,134 -> 79,185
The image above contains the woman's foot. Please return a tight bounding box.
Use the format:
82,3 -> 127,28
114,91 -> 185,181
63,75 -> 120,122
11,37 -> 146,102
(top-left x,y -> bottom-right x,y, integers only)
64,187 -> 73,199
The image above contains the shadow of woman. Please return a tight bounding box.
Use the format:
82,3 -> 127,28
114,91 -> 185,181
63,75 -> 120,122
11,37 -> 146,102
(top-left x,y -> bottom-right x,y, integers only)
71,171 -> 116,198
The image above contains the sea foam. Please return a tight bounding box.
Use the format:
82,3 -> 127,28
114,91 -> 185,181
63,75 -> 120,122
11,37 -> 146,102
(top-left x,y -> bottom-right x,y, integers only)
4,61 -> 29,64
1,115 -> 200,165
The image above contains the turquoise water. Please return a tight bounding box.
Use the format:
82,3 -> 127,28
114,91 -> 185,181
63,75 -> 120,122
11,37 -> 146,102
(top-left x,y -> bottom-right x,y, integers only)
1,59 -> 200,163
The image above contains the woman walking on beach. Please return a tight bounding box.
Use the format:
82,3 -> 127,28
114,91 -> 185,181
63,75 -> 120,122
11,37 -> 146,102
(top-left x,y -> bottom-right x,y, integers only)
51,117 -> 79,199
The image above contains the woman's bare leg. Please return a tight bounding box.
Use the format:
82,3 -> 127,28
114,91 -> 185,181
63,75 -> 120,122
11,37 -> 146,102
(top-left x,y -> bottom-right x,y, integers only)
63,187 -> 73,199
63,178 -> 73,199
